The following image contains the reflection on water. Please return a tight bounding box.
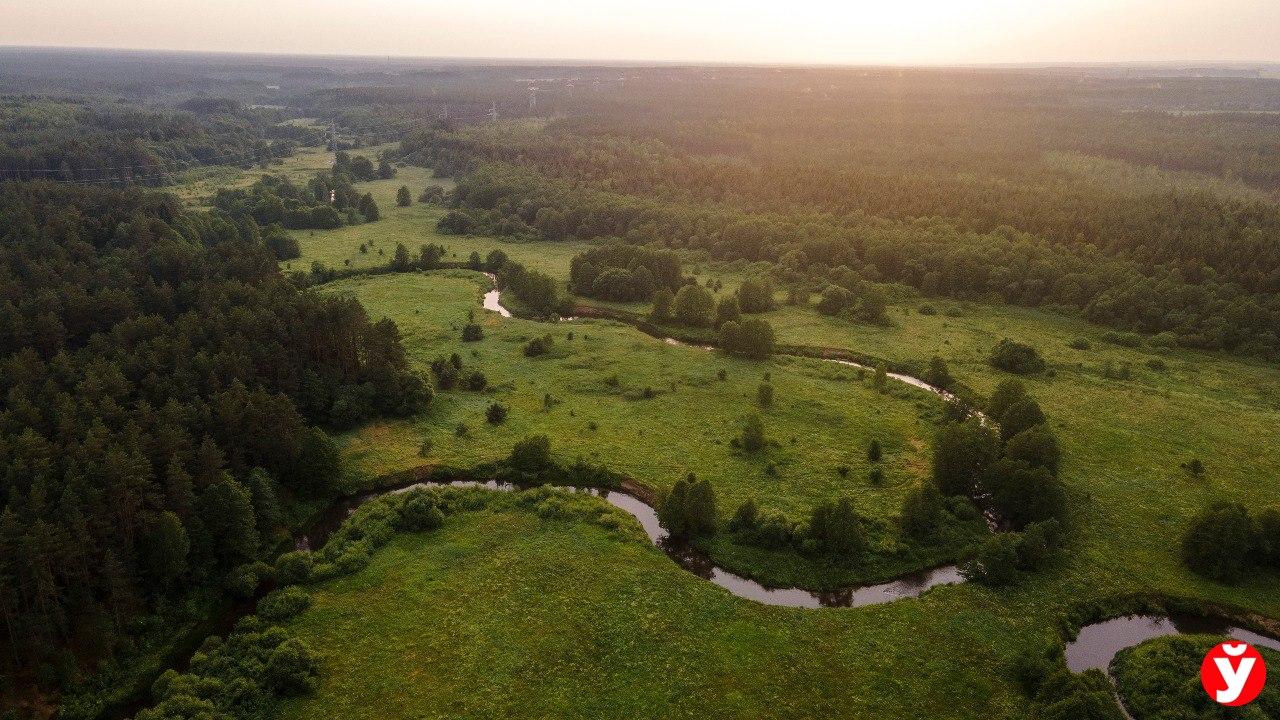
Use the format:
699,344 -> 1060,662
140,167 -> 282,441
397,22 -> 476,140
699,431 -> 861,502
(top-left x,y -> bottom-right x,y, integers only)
299,480 -> 961,609
1065,613 -> 1280,673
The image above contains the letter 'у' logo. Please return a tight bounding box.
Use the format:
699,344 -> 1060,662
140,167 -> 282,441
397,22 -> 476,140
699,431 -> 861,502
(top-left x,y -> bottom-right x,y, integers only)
1201,641 -> 1266,706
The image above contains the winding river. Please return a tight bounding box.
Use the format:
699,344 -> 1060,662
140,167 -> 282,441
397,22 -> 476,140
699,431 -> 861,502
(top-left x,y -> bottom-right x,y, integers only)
300,478 -> 963,609
482,274 -> 1280,670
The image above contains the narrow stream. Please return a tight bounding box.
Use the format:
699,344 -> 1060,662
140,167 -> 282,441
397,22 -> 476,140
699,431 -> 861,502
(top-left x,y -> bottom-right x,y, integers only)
300,479 -> 963,609
484,276 -> 974,410
1066,613 -> 1280,673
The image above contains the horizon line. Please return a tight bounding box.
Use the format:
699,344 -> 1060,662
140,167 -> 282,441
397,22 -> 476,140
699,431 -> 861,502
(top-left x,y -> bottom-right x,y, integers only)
4,42 -> 1280,71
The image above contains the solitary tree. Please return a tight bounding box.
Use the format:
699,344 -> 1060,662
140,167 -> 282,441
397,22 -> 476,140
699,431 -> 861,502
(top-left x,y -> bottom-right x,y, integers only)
672,284 -> 715,327
1181,502 -> 1255,582
396,186 -> 412,207
741,413 -> 766,453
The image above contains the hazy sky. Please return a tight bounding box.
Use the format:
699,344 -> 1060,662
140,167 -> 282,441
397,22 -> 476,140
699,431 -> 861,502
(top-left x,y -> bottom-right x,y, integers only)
3,0 -> 1279,65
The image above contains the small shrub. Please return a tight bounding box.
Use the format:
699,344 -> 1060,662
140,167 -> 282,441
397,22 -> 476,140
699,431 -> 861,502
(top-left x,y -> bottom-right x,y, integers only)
1068,337 -> 1091,350
868,467 -> 885,485
266,639 -> 319,695
418,438 -> 433,458
274,551 -> 313,586
257,587 -> 313,622
464,371 -> 487,390
398,492 -> 445,531
486,403 -> 508,424
523,335 -> 554,357
740,414 -> 766,453
1145,358 -> 1166,372
757,383 -> 773,407
988,338 -> 1046,374
867,439 -> 882,462
455,422 -> 470,437
461,323 -> 484,342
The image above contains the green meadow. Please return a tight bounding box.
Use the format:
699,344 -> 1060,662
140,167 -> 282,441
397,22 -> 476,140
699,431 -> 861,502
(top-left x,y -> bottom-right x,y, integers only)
176,161 -> 1280,719
278,507 -> 1029,720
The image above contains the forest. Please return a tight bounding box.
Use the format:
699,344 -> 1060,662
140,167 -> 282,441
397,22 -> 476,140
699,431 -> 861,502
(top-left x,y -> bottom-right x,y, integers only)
2,49 -> 1280,720
0,181 -> 427,699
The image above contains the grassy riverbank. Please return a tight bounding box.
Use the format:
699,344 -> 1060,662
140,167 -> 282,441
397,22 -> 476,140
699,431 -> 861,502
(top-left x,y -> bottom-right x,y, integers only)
278,505 -> 1028,720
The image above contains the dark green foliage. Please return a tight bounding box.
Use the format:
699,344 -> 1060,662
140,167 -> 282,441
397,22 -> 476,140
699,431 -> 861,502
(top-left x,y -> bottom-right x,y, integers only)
287,427 -> 343,497
200,479 -> 260,566
729,497 -> 759,532
462,322 -> 484,341
757,382 -> 773,407
740,414 -> 766,453
984,460 -> 1066,528
867,439 -> 882,462
138,619 -> 318,720
868,467 -> 885,485
658,475 -> 717,539
932,420 -> 999,496
266,638 -> 320,695
274,551 -> 314,586
396,185 -> 411,207
397,492 -> 446,532
485,249 -> 509,272
139,511 -> 190,590
672,284 -> 716,326
720,317 -> 775,358
432,356 -> 461,389
523,335 -> 554,357
390,242 -> 411,271
1181,502 -> 1255,581
816,285 -> 853,315
1112,635 -> 1280,720
463,370 -> 487,391
1259,507 -> 1280,568
569,242 -> 682,301
924,356 -> 953,391
262,224 -> 300,260
715,295 -> 742,327
357,193 -> 380,221
806,498 -> 866,558
649,287 -> 675,322
736,275 -> 776,313
1003,425 -> 1062,475
989,339 -> 1046,374
900,483 -> 951,537
509,435 -> 553,476
986,379 -> 1028,421
961,533 -> 1022,585
467,251 -> 484,270
0,182 -> 427,675
496,259 -> 560,314
486,402 -> 509,424
257,587 -> 312,622
998,398 -> 1047,442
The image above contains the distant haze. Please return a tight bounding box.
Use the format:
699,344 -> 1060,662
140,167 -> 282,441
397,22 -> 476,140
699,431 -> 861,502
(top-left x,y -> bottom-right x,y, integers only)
3,0 -> 1279,65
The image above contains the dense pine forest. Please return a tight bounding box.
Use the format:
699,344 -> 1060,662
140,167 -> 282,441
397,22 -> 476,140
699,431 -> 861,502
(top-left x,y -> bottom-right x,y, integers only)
0,181 -> 427,698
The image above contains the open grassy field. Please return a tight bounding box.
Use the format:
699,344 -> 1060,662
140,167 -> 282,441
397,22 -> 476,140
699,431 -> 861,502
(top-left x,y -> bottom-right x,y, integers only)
325,270 -> 940,526
278,506 -> 1030,720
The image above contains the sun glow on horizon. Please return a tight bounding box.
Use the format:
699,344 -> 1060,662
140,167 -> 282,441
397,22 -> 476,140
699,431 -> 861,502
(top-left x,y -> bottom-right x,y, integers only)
3,0 -> 1279,65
